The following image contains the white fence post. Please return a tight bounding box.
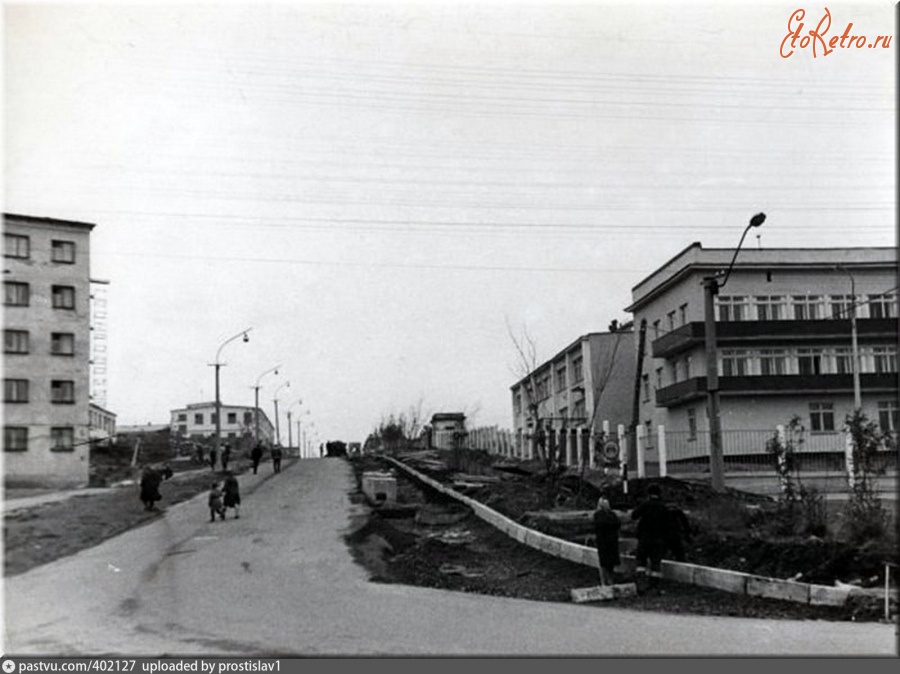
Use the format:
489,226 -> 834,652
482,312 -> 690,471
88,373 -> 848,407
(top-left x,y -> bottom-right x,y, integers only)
636,425 -> 646,478
657,424 -> 667,478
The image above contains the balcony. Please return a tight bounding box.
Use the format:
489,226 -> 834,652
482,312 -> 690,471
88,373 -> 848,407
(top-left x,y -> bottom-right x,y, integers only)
655,372 -> 898,407
651,318 -> 898,359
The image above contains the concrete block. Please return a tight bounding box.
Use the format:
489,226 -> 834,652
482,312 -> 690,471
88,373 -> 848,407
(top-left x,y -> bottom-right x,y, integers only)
581,547 -> 599,568
661,560 -> 697,585
571,583 -> 638,603
524,529 -> 546,551
809,584 -> 852,607
693,565 -> 749,595
558,541 -> 584,564
361,472 -> 397,504
747,576 -> 810,604
541,536 -> 562,557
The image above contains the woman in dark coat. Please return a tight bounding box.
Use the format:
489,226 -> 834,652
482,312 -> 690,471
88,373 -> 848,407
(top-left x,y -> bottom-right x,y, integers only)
139,466 -> 163,511
592,497 -> 621,586
222,471 -> 241,519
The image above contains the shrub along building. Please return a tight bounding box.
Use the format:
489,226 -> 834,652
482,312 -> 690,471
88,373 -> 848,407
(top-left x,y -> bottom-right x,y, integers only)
625,242 -> 898,482
509,328 -> 636,467
3,213 -> 98,487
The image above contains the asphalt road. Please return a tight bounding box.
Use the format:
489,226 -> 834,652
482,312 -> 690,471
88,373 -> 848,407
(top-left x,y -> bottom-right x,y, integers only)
3,458 -> 897,656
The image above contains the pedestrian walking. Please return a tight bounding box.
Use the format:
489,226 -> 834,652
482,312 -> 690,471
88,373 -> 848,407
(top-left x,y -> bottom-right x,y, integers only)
209,446 -> 218,471
592,497 -> 621,586
208,482 -> 225,522
221,443 -> 232,472
666,504 -> 691,562
251,442 -> 263,475
271,445 -> 283,473
222,471 -> 241,519
630,483 -> 669,586
139,466 -> 163,511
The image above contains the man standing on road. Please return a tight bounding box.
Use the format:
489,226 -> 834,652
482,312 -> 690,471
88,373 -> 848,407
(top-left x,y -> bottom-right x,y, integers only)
221,443 -> 232,472
251,442 -> 263,475
631,483 -> 669,588
271,445 -> 283,474
592,497 -> 621,586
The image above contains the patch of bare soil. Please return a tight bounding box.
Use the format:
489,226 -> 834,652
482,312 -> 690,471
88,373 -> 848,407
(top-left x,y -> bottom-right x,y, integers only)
345,452 -> 898,622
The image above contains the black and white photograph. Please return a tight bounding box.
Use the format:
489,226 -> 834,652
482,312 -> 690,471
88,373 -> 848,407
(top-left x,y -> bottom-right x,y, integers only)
1,0 -> 897,658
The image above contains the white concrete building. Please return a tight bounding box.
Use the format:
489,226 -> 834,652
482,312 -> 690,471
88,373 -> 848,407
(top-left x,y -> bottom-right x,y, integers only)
170,401 -> 275,446
3,213 -> 97,487
625,243 -> 898,465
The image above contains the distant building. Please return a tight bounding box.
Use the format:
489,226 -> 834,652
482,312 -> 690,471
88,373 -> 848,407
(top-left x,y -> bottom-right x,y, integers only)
510,329 -> 636,441
169,402 -> 275,446
88,402 -> 117,447
3,213 -> 96,487
430,412 -> 467,450
625,243 -> 898,456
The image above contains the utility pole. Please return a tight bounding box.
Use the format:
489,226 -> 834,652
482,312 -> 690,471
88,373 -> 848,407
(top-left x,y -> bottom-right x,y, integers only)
705,213 -> 766,493
837,265 -> 862,409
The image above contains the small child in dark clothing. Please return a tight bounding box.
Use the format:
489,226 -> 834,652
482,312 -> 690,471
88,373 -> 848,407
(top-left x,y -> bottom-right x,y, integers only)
208,482 -> 225,522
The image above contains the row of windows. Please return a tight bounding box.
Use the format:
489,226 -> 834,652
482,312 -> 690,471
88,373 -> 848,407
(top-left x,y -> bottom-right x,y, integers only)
176,411 -> 255,425
717,294 -> 897,322
515,354 -> 586,408
4,330 -> 75,355
680,401 -> 898,439
3,233 -> 77,263
4,282 -> 76,309
3,426 -> 74,451
4,379 -> 76,403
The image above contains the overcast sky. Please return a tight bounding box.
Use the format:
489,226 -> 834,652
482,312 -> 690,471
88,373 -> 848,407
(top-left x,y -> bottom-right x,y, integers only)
4,1 -> 894,446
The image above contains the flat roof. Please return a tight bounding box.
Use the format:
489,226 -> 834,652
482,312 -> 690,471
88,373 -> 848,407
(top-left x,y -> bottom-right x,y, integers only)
4,212 -> 96,231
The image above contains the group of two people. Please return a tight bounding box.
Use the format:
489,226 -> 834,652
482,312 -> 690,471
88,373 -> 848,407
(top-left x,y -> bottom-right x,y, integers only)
592,483 -> 690,587
208,471 -> 241,521
250,442 -> 283,474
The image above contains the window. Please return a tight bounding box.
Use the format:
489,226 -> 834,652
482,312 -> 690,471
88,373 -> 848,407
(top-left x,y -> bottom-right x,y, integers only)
211,413 -> 219,424
792,295 -> 821,320
52,285 -> 75,309
227,412 -> 237,424
687,408 -> 697,441
177,413 -> 187,422
244,411 -> 253,425
797,348 -> 824,375
3,233 -> 30,259
667,310 -> 676,331
655,366 -> 663,390
830,295 -> 855,320
555,364 -> 567,392
868,293 -> 897,319
652,320 -> 660,339
50,332 -> 75,355
4,282 -> 29,306
178,424 -> 187,434
51,240 -> 76,263
51,380 -> 75,403
878,400 -> 899,432
717,296 -> 748,321
572,399 -> 586,419
809,402 -> 835,432
755,296 -> 784,321
679,303 -> 688,326
832,347 -> 853,374
572,356 -> 584,383
721,350 -> 750,376
872,346 -> 897,374
641,374 -> 650,402
758,349 -> 787,376
4,330 -> 29,354
4,379 -> 29,403
513,393 -> 521,414
194,413 -> 203,424
559,406 -> 568,421
3,426 -> 28,451
51,427 -> 74,451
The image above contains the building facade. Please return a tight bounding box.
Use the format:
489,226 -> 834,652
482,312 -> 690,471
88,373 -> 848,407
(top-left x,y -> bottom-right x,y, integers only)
430,412 -> 467,450
88,402 -> 117,447
510,329 -> 636,445
3,213 -> 96,487
625,243 -> 898,461
169,402 -> 275,446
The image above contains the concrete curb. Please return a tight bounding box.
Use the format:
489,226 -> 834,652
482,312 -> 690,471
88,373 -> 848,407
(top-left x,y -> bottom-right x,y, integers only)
383,456 -> 855,607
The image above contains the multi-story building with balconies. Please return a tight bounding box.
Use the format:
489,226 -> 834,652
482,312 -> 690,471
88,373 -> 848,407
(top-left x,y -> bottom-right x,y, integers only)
625,243 -> 898,461
3,213 -> 96,487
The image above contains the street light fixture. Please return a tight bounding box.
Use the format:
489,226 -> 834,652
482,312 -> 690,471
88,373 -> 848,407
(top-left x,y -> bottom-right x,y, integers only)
836,265 -> 862,410
704,213 -> 765,493
272,381 -> 291,446
252,365 -> 280,444
210,328 -> 253,455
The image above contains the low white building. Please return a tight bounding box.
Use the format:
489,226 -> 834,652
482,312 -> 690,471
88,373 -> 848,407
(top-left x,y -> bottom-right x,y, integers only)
170,401 -> 275,446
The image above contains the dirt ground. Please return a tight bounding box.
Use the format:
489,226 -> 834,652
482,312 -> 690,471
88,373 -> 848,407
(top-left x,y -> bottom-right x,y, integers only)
345,450 -> 899,623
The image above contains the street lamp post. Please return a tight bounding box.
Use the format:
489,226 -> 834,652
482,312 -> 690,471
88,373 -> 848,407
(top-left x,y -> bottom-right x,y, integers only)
836,265 -> 862,410
272,381 -> 290,446
252,365 -> 280,444
286,399 -> 303,455
705,213 -> 766,493
210,328 -> 253,456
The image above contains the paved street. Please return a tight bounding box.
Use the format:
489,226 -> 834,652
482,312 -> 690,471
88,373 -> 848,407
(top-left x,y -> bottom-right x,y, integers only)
3,459 -> 897,656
